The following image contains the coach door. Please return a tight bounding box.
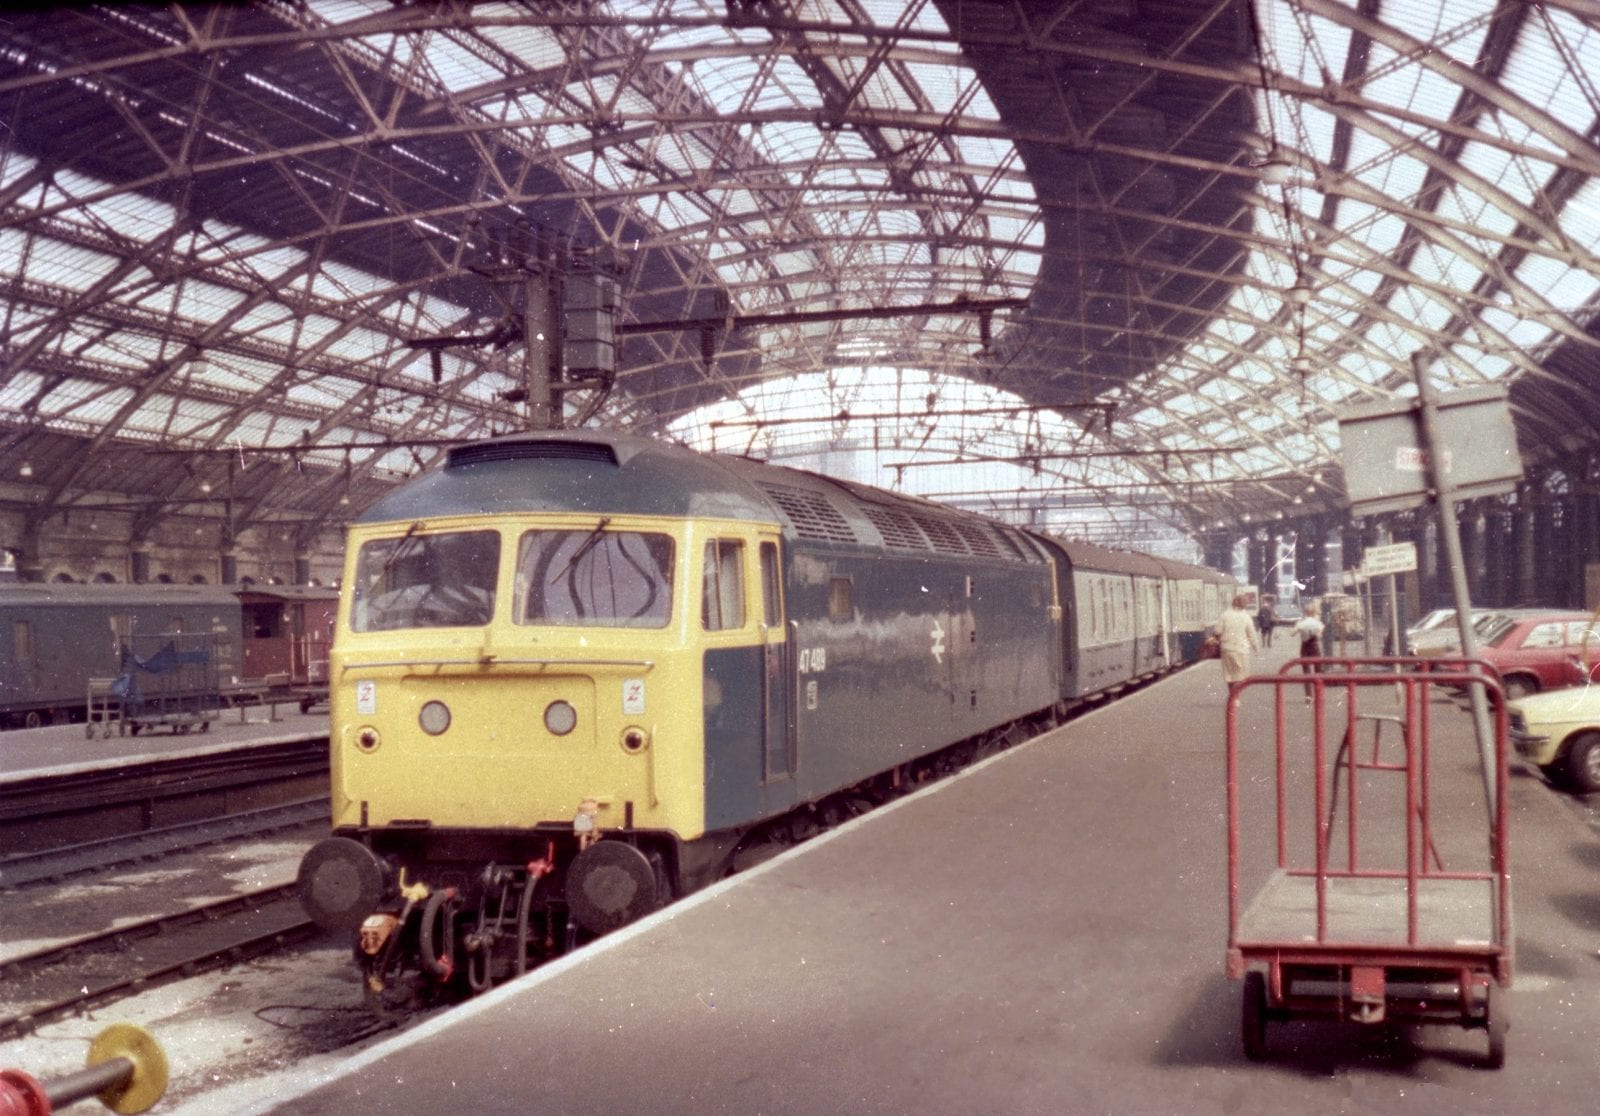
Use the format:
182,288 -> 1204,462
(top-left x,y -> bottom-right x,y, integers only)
758,537 -> 797,782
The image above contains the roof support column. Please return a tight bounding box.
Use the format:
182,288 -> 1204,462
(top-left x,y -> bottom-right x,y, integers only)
13,516 -> 44,583
1566,483 -> 1600,610
129,547 -> 151,585
1481,505 -> 1511,607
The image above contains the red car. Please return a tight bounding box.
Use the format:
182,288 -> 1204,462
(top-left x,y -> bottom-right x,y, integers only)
1475,611 -> 1600,698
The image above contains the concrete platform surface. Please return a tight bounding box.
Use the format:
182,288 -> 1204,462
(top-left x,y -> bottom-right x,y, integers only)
0,707 -> 329,784
259,643 -> 1600,1114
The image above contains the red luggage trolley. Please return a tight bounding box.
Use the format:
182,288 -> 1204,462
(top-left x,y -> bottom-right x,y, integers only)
1225,658 -> 1512,1067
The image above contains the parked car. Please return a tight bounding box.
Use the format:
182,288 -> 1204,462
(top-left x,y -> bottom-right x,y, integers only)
1406,608 -> 1457,641
1510,685 -> 1600,792
1408,608 -> 1528,658
1473,611 -> 1599,698
1273,599 -> 1304,626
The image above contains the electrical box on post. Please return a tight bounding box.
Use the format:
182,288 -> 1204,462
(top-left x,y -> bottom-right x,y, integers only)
564,273 -> 618,378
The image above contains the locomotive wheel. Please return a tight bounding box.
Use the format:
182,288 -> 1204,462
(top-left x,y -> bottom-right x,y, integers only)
1242,972 -> 1269,1061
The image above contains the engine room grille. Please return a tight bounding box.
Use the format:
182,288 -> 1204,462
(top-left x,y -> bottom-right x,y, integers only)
758,484 -> 858,543
952,521 -> 1004,558
908,513 -> 969,556
862,507 -> 930,551
993,528 -> 1034,562
449,440 -> 619,468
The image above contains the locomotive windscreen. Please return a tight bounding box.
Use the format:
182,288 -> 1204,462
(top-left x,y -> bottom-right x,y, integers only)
514,529 -> 674,628
350,528 -> 500,631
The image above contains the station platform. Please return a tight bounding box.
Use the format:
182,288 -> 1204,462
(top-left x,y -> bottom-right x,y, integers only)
264,640 -> 1600,1114
0,706 -> 330,785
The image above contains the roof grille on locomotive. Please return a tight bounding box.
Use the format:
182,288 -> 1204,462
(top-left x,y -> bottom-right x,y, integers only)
447,440 -> 620,468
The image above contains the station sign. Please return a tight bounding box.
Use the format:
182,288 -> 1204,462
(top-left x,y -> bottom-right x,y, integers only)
1337,385 -> 1522,516
1362,541 -> 1417,578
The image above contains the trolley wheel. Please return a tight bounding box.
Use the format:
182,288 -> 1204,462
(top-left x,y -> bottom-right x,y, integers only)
1242,971 -> 1269,1061
1484,984 -> 1508,1070
85,723 -> 96,740
23,710 -> 42,730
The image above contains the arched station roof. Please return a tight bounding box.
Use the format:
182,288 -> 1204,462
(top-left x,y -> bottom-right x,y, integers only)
1,1 -> 1597,559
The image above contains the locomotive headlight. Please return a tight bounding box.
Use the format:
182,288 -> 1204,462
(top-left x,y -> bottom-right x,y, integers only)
419,700 -> 451,736
544,700 -> 578,736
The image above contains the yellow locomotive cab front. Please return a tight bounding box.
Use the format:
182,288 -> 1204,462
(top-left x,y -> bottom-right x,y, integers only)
328,513 -> 704,842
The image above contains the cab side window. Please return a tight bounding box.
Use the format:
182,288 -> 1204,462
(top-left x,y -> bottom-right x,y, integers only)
759,542 -> 782,625
702,539 -> 746,631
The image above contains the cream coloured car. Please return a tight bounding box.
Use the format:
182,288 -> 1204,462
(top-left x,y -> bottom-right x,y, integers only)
1509,683 -> 1600,793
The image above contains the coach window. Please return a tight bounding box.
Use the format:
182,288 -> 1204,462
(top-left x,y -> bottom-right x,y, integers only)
759,542 -> 782,625
702,539 -> 746,631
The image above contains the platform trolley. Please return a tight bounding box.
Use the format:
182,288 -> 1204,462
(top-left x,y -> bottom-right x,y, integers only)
1225,658 -> 1512,1068
113,631 -> 226,736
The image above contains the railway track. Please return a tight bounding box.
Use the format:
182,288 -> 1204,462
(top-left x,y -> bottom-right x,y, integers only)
0,883 -> 325,1041
0,737 -> 329,855
0,797 -> 330,890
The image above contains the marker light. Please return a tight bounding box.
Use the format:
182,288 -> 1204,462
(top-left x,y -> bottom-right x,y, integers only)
545,700 -> 577,736
419,701 -> 451,736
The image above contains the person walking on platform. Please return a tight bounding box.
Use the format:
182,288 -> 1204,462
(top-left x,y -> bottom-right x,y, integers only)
1257,597 -> 1276,647
1293,600 -> 1326,702
1217,594 -> 1261,686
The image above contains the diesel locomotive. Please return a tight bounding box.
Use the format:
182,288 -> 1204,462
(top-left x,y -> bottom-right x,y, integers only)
295,430 -> 1233,1001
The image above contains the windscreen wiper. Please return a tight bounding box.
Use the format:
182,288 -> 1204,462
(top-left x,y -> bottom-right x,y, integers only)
551,517 -> 612,581
380,520 -> 426,579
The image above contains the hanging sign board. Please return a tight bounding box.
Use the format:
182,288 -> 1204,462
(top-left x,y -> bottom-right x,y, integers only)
1337,385 -> 1522,516
1362,541 -> 1417,578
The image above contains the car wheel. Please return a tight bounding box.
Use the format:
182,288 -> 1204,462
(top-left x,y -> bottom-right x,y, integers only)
1503,675 -> 1538,700
1562,732 -> 1600,794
